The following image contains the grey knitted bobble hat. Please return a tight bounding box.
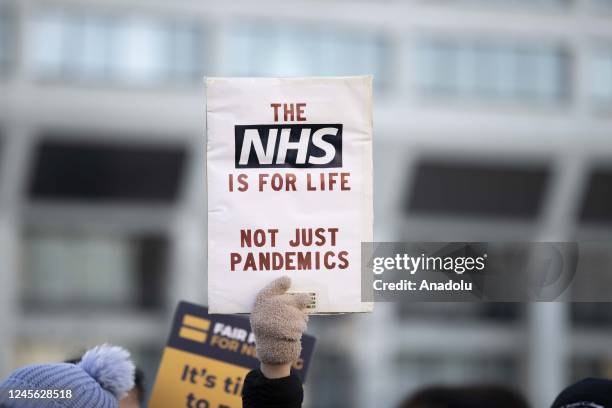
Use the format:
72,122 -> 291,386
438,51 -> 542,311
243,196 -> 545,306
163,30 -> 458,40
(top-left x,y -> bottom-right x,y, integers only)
0,344 -> 135,408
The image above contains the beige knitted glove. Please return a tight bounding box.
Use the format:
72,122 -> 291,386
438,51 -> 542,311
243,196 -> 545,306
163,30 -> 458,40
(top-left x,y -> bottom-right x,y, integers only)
250,276 -> 311,365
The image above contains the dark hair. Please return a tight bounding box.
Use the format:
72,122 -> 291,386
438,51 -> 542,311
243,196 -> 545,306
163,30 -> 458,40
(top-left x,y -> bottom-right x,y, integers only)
133,367 -> 146,403
399,384 -> 530,408
551,378 -> 612,407
65,358 -> 146,403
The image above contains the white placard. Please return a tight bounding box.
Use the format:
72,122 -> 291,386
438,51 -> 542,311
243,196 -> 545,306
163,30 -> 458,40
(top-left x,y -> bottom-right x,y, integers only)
206,76 -> 373,313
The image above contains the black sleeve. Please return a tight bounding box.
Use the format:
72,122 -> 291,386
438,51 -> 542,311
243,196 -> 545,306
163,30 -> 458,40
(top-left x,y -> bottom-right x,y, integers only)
242,368 -> 303,408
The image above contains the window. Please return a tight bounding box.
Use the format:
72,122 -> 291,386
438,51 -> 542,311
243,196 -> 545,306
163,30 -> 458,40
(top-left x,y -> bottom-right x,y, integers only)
398,302 -> 523,322
225,24 -> 388,87
437,0 -> 571,7
29,137 -> 188,203
0,133 -> 3,183
415,39 -> 570,103
22,231 -> 168,311
572,302 -> 612,327
0,7 -> 12,75
590,48 -> 612,105
405,160 -> 550,219
580,168 -> 612,223
31,10 -> 204,85
571,357 -> 612,384
593,0 -> 612,8
394,354 -> 520,402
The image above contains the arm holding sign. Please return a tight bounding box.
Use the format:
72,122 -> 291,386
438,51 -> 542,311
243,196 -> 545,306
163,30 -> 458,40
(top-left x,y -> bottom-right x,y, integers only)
242,276 -> 311,408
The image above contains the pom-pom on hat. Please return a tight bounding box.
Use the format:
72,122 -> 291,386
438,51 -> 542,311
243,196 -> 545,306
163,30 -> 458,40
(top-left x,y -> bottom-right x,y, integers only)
0,344 -> 135,408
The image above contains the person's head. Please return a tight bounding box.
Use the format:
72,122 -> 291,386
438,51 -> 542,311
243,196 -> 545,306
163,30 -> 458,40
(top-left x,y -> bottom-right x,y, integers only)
118,368 -> 145,408
400,384 -> 530,408
65,354 -> 145,408
551,378 -> 612,407
0,344 -> 134,408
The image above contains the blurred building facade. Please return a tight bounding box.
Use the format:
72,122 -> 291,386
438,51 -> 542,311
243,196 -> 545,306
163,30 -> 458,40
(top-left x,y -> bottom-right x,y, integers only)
1,0 -> 612,407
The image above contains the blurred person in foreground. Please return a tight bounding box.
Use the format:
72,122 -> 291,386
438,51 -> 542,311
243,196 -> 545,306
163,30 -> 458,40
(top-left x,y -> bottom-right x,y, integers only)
399,385 -> 530,408
116,369 -> 145,408
0,344 -> 134,408
242,276 -> 311,408
551,378 -> 612,407
66,356 -> 146,408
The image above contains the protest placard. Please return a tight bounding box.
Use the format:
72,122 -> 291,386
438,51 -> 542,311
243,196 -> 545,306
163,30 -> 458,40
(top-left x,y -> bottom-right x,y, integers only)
207,76 -> 373,313
149,301 -> 316,408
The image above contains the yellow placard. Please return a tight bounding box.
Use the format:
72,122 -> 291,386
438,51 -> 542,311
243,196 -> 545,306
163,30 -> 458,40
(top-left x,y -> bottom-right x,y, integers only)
149,348 -> 249,408
149,301 -> 315,408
